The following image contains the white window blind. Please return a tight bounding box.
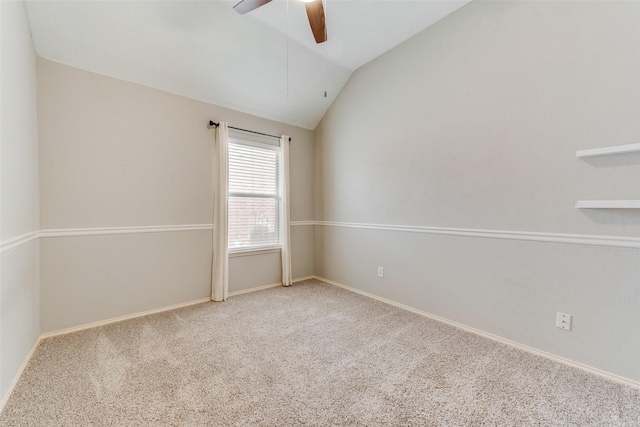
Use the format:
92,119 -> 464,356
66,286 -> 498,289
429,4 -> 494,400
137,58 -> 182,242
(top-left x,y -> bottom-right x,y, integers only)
228,139 -> 281,251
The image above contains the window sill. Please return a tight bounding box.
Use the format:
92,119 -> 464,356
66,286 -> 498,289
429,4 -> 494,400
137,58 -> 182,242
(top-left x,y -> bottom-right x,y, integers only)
228,247 -> 282,258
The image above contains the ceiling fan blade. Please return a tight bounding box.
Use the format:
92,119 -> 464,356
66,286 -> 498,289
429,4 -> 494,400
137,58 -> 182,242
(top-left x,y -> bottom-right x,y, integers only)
233,0 -> 272,15
305,0 -> 327,44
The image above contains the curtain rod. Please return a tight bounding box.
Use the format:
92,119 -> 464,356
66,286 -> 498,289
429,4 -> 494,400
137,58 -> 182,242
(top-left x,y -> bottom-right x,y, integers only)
208,121 -> 292,142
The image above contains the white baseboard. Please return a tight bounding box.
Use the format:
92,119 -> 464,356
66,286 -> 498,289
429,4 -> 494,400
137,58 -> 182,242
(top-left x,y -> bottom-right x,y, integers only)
228,282 -> 282,297
34,275 -> 316,343
0,336 -> 42,413
40,297 -> 212,339
40,276 -> 316,338
313,275 -> 640,390
227,276 -> 316,298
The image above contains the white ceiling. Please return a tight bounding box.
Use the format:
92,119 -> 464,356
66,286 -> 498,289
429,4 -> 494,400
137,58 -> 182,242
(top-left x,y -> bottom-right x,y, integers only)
25,0 -> 469,130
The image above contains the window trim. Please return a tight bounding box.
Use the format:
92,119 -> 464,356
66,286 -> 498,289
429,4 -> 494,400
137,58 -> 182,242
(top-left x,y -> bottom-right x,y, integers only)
227,137 -> 282,252
228,247 -> 282,258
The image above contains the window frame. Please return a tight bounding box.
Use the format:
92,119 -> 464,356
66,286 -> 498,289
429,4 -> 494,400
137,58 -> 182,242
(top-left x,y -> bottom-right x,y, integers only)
227,137 -> 283,255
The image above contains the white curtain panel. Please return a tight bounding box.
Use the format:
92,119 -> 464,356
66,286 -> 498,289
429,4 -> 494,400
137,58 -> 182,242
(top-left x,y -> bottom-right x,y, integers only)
281,135 -> 293,287
211,122 -> 229,301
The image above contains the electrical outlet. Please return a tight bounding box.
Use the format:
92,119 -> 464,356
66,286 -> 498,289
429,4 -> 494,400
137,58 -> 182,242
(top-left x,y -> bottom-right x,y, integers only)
377,266 -> 384,278
556,312 -> 571,331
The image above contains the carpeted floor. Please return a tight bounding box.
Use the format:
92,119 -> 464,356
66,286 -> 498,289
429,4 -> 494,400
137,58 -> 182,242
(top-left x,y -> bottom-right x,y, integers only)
1,279 -> 639,426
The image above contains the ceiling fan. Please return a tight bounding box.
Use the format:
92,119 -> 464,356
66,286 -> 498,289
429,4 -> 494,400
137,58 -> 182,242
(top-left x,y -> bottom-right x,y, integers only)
233,0 -> 327,44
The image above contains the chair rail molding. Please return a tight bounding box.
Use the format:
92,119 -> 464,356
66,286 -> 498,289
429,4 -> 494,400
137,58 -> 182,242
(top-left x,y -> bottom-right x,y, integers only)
3,221 -> 638,252
0,230 -> 40,254
307,221 -> 640,249
576,143 -> 640,158
40,224 -> 214,238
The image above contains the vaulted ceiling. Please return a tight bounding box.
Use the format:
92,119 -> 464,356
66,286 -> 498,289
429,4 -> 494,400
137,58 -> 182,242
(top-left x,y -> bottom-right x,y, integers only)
25,0 -> 469,130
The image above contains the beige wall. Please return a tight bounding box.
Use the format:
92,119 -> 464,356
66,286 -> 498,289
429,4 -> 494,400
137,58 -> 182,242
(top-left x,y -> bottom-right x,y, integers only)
0,1 -> 41,402
314,1 -> 640,381
37,59 -> 315,333
3,0 -> 637,398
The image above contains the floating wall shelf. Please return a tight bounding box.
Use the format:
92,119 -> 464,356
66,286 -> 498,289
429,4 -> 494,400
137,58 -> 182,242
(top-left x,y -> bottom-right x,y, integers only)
576,200 -> 640,209
576,143 -> 639,209
576,143 -> 640,158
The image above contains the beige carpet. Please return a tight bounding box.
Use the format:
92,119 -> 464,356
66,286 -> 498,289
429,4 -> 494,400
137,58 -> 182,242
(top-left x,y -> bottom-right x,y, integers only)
1,279 -> 639,426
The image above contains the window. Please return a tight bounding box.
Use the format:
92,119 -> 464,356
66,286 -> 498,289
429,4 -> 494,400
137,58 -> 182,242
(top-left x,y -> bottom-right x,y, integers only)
228,138 -> 281,252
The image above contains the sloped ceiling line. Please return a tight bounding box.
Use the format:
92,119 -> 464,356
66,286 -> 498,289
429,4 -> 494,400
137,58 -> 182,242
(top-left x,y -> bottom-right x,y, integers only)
25,0 -> 469,130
